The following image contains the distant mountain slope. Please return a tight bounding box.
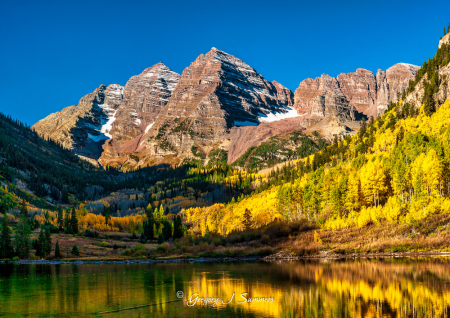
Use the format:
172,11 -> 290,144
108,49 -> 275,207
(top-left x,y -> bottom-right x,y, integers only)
293,63 -> 419,122
0,112 -> 98,204
32,84 -> 124,160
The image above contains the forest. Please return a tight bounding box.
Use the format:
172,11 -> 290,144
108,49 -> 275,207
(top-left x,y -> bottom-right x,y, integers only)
1,27 -> 450,260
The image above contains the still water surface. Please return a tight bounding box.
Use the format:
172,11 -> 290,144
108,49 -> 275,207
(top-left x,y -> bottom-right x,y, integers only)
1,258 -> 449,317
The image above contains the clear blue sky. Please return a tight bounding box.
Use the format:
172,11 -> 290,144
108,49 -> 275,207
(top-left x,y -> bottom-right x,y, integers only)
1,0 -> 449,125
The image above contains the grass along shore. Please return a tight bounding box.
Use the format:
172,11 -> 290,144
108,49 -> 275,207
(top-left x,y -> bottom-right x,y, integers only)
3,212 -> 450,262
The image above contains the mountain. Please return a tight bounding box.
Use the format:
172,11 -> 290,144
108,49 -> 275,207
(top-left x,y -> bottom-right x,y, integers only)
293,63 -> 420,122
32,48 -> 418,170
109,62 -> 180,145
32,84 -> 124,162
130,47 -> 298,167
32,63 -> 180,165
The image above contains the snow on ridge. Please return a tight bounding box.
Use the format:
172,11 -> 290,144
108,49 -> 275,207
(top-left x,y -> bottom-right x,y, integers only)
100,109 -> 117,138
258,106 -> 300,123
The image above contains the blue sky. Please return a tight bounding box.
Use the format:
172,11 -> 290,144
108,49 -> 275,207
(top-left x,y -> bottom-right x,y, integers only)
1,0 -> 449,125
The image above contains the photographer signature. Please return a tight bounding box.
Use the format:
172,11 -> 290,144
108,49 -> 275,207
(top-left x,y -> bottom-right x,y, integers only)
186,292 -> 274,307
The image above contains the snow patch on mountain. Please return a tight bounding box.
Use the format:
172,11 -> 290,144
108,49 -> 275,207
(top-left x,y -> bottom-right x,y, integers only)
258,106 -> 300,123
100,109 -> 117,138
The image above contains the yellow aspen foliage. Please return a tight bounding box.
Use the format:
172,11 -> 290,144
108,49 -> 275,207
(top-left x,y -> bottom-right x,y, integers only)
360,158 -> 387,207
345,169 -> 361,212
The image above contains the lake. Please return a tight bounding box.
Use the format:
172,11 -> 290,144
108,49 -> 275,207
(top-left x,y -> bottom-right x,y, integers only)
0,258 -> 449,317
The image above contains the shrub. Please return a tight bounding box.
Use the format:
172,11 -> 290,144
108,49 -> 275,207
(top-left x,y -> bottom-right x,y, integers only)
100,241 -> 109,248
84,229 -> 99,238
260,235 -> 270,245
264,222 -> 291,239
122,249 -> 132,256
157,242 -> 170,253
292,242 -> 319,256
71,245 -> 80,257
41,224 -> 59,234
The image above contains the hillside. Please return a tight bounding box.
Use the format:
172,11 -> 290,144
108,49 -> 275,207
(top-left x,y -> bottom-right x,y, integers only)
233,130 -> 327,169
182,27 -> 450,254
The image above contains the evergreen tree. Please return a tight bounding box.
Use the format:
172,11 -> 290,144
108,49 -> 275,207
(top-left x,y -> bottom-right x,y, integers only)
173,215 -> 184,239
43,228 -> 51,255
64,210 -> 71,234
54,240 -> 61,258
162,220 -> 172,241
15,213 -> 31,259
143,208 -> 154,241
71,245 -> 80,256
0,215 -> 14,259
70,208 -> 78,234
35,227 -> 51,257
157,233 -> 164,244
35,228 -> 45,257
243,208 -> 252,230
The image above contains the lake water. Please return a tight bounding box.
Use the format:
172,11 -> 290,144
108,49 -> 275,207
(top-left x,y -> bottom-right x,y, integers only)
1,258 -> 449,317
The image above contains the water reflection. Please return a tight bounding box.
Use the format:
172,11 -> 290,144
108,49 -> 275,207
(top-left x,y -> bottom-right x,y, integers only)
0,258 -> 449,317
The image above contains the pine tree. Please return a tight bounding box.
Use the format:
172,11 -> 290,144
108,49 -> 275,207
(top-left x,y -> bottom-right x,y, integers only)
43,228 -> 51,256
173,215 -> 184,239
162,220 -> 172,241
157,233 -> 164,244
243,208 -> 252,230
70,208 -> 78,234
64,210 -> 71,234
0,215 -> 14,259
15,213 -> 31,259
54,240 -> 61,258
36,228 -> 52,256
143,208 -> 154,240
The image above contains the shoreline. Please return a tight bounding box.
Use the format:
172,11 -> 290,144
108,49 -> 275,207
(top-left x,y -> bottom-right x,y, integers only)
3,251 -> 450,265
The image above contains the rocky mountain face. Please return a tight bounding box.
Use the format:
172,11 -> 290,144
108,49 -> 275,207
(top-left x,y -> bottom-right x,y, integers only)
294,63 -> 420,121
110,62 -> 180,145
33,63 -> 180,165
32,84 -> 124,160
272,81 -> 294,106
131,48 -> 298,167
97,63 -> 180,167
33,47 -> 419,169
